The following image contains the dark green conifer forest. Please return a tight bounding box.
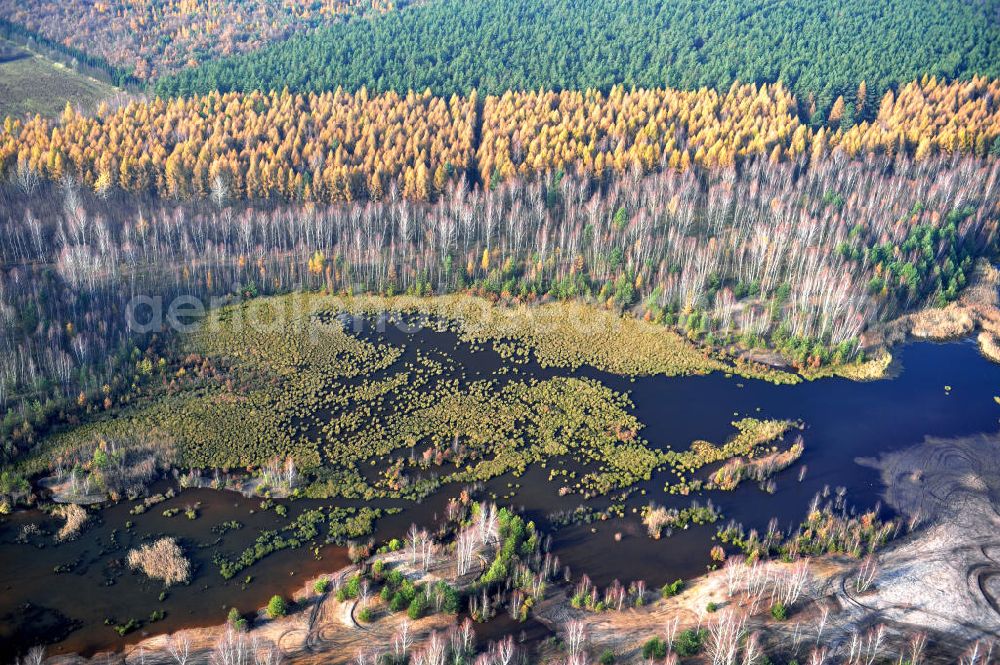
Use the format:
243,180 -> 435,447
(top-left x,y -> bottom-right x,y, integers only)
157,0 -> 1000,115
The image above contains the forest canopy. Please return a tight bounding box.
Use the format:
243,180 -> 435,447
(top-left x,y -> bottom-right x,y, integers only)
156,0 -> 1000,115
3,77 -> 999,204
0,0 -> 409,81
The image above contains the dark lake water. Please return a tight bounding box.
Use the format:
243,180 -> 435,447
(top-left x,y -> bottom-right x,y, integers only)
549,336 -> 1000,585
2,326 -> 999,660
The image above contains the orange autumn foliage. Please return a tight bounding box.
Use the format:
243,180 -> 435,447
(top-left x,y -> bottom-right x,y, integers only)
2,77 -> 998,203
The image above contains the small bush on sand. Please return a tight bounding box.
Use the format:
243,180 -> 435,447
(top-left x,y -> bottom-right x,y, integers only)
674,628 -> 706,656
642,638 -> 667,659
267,595 -> 287,618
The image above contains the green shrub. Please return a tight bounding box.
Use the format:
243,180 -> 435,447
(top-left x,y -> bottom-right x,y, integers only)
706,601 -> 718,612
336,574 -> 362,601
661,579 -> 684,597
314,578 -> 331,594
599,649 -> 615,665
390,592 -> 410,612
770,601 -> 788,621
407,592 -> 428,620
434,581 -> 461,614
389,579 -> 418,612
642,638 -> 667,660
386,569 -> 405,588
267,595 -> 287,618
114,619 -> 140,636
344,574 -> 361,598
358,606 -> 373,622
674,628 -> 706,657
227,607 -> 248,631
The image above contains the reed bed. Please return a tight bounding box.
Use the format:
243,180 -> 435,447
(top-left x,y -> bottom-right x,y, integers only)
41,294 -> 799,502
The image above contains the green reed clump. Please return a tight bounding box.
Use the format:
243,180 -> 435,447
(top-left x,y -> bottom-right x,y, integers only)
312,294 -> 800,380
717,493 -> 899,562
213,506 -> 382,579
642,500 -> 722,538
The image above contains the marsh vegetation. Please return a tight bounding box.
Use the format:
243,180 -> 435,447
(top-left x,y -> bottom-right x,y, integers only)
31,295 -> 799,507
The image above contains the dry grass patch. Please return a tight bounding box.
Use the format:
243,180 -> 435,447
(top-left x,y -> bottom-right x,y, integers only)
978,331 -> 1000,364
127,537 -> 191,587
0,38 -> 117,118
53,503 -> 88,541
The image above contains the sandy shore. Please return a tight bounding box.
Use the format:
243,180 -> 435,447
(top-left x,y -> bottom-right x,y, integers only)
877,260 -> 1000,365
